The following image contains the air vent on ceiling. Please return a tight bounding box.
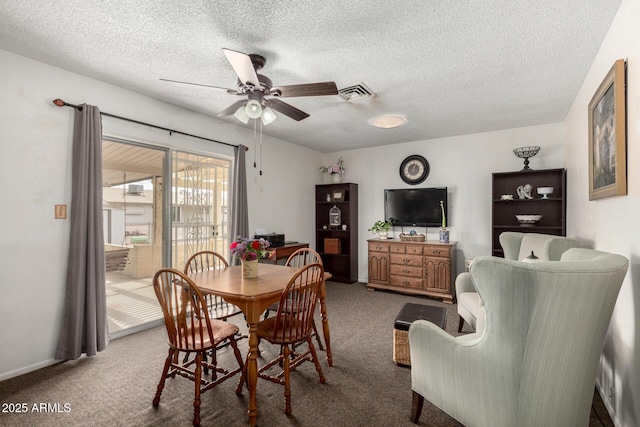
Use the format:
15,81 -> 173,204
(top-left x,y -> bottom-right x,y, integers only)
338,82 -> 375,101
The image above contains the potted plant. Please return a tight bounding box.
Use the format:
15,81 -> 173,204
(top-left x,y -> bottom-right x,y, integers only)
368,220 -> 392,239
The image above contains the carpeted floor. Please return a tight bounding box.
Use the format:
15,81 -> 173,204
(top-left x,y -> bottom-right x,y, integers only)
0,281 -> 613,427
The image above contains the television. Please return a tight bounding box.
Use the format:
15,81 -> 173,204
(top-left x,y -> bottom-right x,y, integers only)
384,187 -> 448,227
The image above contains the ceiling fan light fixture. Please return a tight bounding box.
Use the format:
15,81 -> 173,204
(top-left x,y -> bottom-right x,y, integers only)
370,115 -> 407,129
234,106 -> 250,124
261,107 -> 277,125
245,99 -> 263,119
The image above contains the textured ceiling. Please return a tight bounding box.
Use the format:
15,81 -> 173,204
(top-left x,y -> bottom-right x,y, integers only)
0,1 -> 622,152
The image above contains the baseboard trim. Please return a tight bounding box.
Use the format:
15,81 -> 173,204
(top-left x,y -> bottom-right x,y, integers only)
0,358 -> 60,382
0,320 -> 164,381
595,380 -> 618,426
108,318 -> 163,340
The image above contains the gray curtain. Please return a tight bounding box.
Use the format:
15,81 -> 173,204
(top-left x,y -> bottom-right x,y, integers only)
56,104 -> 109,360
230,145 -> 249,265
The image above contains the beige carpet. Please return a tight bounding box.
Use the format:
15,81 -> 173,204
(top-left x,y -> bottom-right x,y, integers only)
0,281 -> 613,427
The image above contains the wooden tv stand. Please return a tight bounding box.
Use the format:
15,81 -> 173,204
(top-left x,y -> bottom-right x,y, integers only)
367,239 -> 457,304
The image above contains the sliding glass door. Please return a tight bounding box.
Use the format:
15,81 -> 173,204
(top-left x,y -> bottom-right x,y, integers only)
102,140 -> 231,336
102,139 -> 167,335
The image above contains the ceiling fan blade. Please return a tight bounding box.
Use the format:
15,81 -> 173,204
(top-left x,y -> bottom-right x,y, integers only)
223,48 -> 261,89
266,99 -> 310,121
160,78 -> 237,94
271,81 -> 338,98
217,100 -> 247,117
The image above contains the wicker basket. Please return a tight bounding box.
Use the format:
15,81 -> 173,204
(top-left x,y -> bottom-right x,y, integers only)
399,233 -> 426,242
393,329 -> 411,366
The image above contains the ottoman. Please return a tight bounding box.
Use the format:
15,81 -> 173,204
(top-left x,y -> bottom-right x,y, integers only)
393,303 -> 447,366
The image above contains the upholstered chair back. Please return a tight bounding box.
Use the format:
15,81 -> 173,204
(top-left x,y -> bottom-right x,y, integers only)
410,248 -> 628,427
499,231 -> 580,261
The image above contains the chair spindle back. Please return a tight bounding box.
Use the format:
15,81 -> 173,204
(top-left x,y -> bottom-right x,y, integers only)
153,268 -> 213,352
271,263 -> 324,343
184,251 -> 229,274
285,248 -> 323,269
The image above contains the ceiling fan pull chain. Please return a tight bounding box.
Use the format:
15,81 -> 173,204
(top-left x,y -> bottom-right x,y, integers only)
259,120 -> 263,176
253,120 -> 257,168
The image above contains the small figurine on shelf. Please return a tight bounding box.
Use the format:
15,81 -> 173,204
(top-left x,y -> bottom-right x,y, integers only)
517,184 -> 533,199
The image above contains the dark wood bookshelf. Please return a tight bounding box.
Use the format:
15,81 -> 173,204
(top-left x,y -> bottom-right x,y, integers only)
492,169 -> 566,257
315,183 -> 358,283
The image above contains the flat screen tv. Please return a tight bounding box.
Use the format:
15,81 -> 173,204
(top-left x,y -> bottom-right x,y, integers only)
384,187 -> 448,227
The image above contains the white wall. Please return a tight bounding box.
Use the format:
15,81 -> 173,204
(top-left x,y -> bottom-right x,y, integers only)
564,0 -> 639,424
0,49 -> 321,379
322,123 -> 565,281
244,137 -> 319,246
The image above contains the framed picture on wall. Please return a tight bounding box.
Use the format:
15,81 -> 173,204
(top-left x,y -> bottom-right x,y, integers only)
588,59 -> 627,200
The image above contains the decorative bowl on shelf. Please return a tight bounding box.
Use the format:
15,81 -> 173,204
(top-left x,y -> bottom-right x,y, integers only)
515,214 -> 542,226
513,146 -> 540,170
536,186 -> 554,199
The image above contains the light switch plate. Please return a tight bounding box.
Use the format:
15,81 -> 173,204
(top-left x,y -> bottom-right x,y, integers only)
55,204 -> 67,219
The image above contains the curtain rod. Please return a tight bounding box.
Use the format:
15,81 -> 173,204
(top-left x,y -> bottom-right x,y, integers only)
52,98 -> 247,151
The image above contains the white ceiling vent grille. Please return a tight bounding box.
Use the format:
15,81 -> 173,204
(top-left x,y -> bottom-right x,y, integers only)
338,82 -> 375,101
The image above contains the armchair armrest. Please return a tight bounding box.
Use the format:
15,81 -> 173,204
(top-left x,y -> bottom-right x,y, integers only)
455,272 -> 476,296
499,232 -> 525,260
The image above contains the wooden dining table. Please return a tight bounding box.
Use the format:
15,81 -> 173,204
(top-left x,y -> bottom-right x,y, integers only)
188,262 -> 333,427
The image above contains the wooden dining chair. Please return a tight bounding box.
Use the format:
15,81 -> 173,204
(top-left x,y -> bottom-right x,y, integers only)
237,262 -> 326,415
263,248 -> 324,350
184,251 -> 243,321
152,268 -> 244,427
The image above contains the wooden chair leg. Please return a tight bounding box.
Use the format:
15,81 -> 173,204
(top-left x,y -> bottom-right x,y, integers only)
236,354 -> 249,396
307,337 -> 326,384
193,352 -> 203,427
153,348 -> 174,407
229,337 -> 245,372
457,316 -> 465,333
411,390 -> 424,424
311,320 -> 325,351
283,345 -> 292,415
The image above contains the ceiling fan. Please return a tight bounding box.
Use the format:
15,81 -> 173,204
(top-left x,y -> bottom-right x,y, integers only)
161,48 -> 338,124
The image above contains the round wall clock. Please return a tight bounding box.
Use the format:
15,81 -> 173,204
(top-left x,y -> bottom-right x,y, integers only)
399,155 -> 430,185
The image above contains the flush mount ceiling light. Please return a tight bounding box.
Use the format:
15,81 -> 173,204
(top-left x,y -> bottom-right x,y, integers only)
370,115 -> 407,129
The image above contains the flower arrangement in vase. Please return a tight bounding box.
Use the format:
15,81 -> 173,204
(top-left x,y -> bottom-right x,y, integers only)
230,237 -> 270,278
439,200 -> 449,243
320,157 -> 345,183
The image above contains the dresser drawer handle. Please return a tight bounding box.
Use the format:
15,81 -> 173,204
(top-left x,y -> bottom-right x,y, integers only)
402,280 -> 410,285
432,250 -> 441,255
403,269 -> 411,273
403,258 -> 410,263
375,246 -> 383,250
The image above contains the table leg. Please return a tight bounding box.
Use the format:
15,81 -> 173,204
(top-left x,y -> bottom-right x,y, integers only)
247,323 -> 259,426
318,281 -> 333,367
